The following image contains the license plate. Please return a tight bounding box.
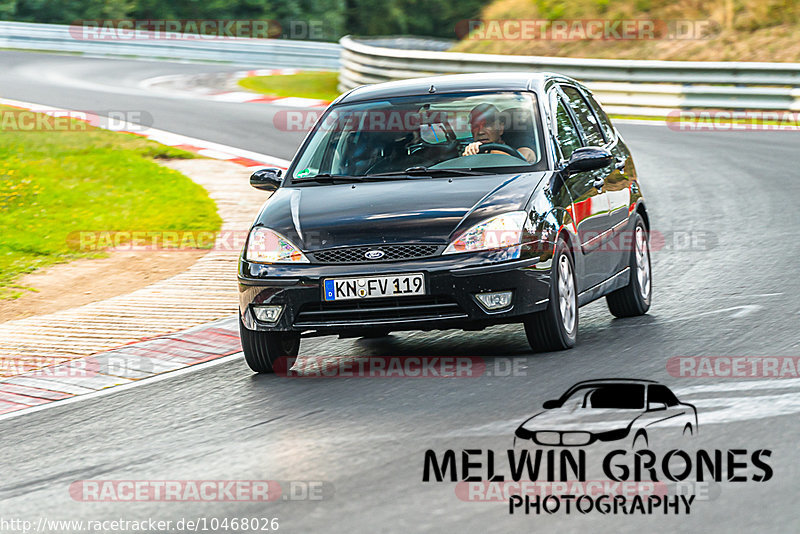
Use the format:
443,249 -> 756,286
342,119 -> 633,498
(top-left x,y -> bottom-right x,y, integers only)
323,273 -> 425,301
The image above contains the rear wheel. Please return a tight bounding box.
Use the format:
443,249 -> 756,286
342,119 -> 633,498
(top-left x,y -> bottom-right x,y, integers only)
606,213 -> 651,317
239,317 -> 300,374
524,237 -> 578,352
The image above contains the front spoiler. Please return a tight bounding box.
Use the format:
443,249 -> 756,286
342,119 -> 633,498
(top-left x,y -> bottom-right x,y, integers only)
238,250 -> 554,333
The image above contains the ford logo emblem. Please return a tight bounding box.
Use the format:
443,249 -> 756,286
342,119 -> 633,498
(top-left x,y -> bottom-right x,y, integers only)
364,250 -> 385,260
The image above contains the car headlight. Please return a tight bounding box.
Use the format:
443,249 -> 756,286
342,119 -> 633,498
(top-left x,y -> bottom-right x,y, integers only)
443,211 -> 528,256
246,227 -> 309,264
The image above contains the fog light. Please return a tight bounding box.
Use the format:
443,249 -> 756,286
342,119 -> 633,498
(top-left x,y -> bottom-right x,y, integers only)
252,305 -> 284,323
475,291 -> 513,311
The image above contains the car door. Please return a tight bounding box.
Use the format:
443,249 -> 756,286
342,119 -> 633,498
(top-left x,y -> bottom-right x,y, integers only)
549,87 -> 611,290
559,84 -> 623,281
581,89 -> 635,264
640,384 -> 692,448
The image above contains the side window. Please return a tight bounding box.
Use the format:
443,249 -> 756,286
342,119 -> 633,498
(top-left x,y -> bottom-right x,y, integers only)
583,91 -> 616,142
553,96 -> 582,160
560,85 -> 605,146
648,385 -> 679,407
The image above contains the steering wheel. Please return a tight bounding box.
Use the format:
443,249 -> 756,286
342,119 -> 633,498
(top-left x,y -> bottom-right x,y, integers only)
477,142 -> 526,161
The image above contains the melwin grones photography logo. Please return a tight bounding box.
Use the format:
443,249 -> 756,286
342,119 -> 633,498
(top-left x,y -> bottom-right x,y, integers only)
422,379 -> 773,516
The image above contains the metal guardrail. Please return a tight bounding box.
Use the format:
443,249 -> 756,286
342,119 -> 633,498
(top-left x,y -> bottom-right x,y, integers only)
339,36 -> 800,115
3,21 -> 799,115
0,21 -> 340,69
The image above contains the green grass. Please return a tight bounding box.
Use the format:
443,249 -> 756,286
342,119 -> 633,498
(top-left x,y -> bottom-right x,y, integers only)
239,71 -> 340,101
0,106 -> 221,299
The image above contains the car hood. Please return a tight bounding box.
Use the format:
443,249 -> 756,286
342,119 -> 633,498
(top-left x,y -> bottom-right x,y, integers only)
252,172 -> 549,250
518,407 -> 644,434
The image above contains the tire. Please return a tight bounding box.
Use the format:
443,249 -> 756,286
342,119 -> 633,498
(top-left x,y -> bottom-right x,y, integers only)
524,237 -> 578,352
239,317 -> 300,374
606,213 -> 652,318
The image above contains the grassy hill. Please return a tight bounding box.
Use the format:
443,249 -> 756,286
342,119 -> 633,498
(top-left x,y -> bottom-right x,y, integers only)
451,0 -> 800,62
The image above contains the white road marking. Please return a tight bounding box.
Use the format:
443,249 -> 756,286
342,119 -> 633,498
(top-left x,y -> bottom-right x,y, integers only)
661,304 -> 764,323
0,353 -> 244,423
705,292 -> 783,300
675,378 -> 800,395
692,392 -> 800,425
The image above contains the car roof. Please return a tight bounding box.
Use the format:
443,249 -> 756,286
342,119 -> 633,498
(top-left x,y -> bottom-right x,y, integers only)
564,379 -> 659,390
335,72 -> 583,104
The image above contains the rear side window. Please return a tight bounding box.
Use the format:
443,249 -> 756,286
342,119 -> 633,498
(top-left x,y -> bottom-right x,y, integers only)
648,385 -> 680,407
583,91 -> 616,142
553,96 -> 582,159
560,85 -> 605,146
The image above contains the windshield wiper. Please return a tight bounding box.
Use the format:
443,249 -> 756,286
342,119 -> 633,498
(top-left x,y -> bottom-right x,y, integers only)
368,166 -> 490,178
294,167 -> 491,184
292,173 -> 365,184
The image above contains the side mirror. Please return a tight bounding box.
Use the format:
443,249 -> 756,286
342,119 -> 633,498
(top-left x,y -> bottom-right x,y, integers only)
567,147 -> 613,174
250,168 -> 283,191
542,400 -> 559,409
647,401 -> 667,412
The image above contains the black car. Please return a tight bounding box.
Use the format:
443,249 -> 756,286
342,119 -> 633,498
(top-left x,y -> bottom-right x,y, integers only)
238,73 -> 652,373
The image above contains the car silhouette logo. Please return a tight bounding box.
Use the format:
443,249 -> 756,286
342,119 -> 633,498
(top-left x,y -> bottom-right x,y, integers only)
514,379 -> 698,449
365,250 -> 385,260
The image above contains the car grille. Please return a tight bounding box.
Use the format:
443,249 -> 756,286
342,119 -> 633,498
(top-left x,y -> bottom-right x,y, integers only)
294,295 -> 466,326
310,244 -> 441,264
535,431 -> 593,446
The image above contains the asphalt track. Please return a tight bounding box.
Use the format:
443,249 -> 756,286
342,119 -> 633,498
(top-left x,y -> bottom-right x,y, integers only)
1,51 -> 800,533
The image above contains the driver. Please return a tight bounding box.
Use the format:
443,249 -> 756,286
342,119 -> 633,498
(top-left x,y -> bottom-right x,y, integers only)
462,104 -> 537,163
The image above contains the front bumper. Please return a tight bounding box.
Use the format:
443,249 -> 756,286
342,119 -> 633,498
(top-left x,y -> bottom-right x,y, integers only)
238,247 -> 555,333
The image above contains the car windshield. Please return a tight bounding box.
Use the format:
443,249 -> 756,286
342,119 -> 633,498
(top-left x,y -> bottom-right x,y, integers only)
562,384 -> 646,409
288,91 -> 546,183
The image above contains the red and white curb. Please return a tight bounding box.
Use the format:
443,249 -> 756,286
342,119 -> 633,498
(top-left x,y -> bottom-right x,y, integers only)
140,68 -> 332,108
0,317 -> 242,417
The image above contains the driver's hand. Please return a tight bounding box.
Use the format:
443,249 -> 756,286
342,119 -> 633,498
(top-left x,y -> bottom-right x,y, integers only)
462,141 -> 482,156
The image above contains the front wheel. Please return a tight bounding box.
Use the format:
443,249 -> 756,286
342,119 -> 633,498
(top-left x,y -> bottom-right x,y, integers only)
239,317 -> 300,374
523,237 -> 578,352
606,213 -> 651,317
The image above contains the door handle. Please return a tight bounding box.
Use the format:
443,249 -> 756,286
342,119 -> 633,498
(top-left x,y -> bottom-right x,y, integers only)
615,157 -> 626,171
592,177 -> 605,190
